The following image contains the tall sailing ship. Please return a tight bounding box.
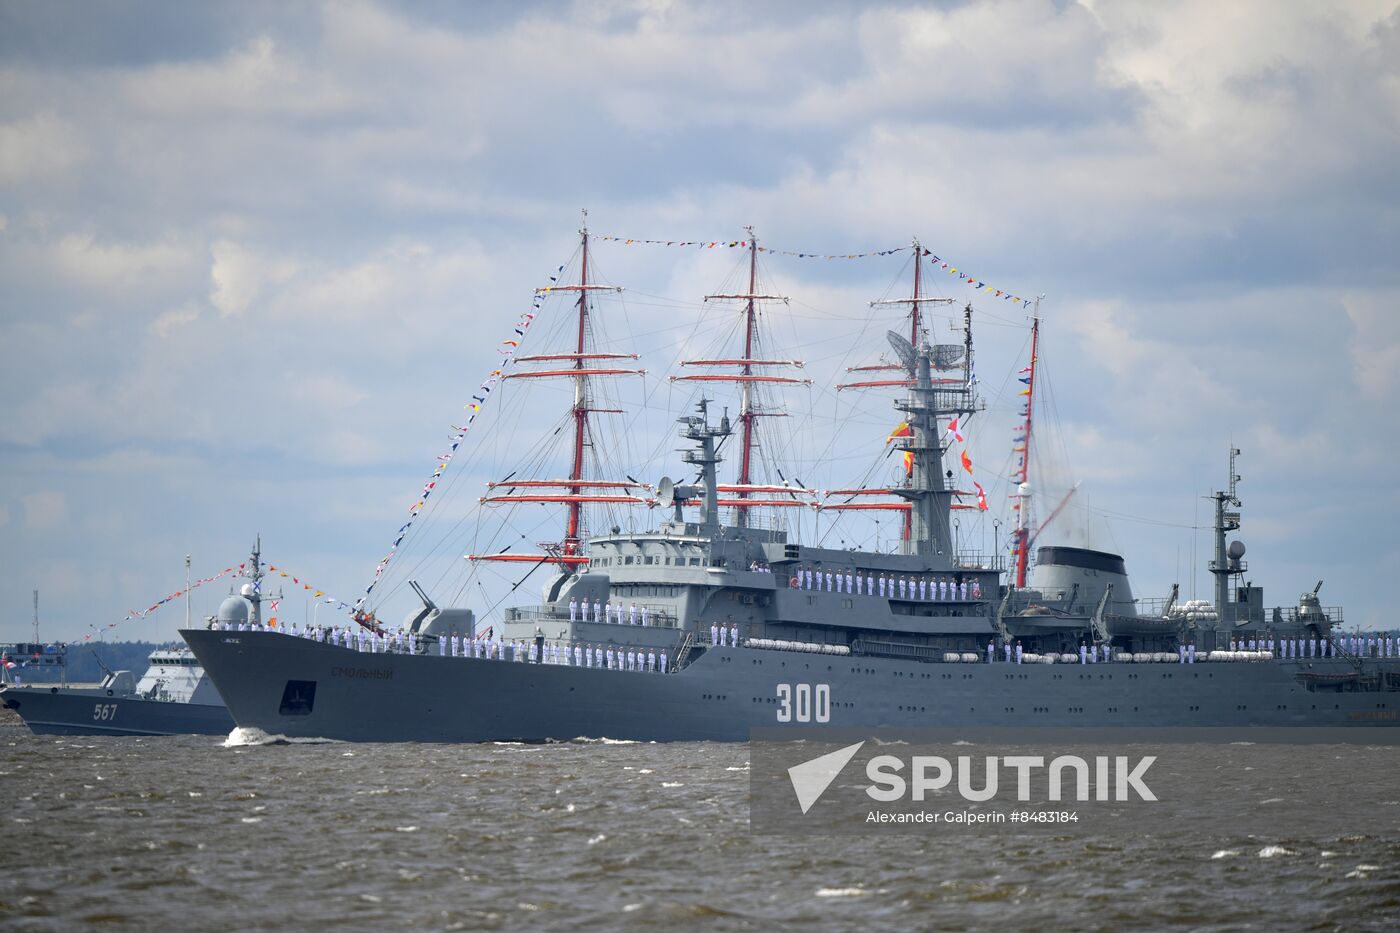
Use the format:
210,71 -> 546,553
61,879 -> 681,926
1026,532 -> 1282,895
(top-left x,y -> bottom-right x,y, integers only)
181,224 -> 1398,742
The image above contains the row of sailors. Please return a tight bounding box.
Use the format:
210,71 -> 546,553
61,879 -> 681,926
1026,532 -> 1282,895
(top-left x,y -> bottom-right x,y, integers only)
747,562 -> 774,573
986,642 -> 1118,664
568,599 -> 654,626
711,624 -> 740,647
1231,635 -> 1398,659
790,568 -> 982,601
535,641 -> 667,672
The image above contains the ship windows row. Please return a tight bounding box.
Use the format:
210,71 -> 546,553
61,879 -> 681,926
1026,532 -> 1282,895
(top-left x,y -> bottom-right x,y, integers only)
593,555 -> 707,568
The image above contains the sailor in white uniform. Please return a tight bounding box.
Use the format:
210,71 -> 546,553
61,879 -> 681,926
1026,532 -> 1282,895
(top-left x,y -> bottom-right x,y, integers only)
569,598 -> 577,622
660,650 -> 668,673
647,649 -> 656,671
1004,643 -> 1012,663
640,606 -> 649,626
1079,643 -> 1088,665
866,574 -> 874,595
593,601 -> 602,624
1015,642 -> 1024,664
711,623 -> 719,645
629,603 -> 637,625
1178,645 -> 1186,664
1187,643 -> 1196,663
987,641 -> 994,663
730,625 -> 739,647
574,643 -> 583,667
845,572 -> 854,593
825,571 -> 833,591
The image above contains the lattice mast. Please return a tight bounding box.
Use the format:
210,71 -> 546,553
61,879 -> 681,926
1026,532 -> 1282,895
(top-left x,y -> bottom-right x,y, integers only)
1011,311 -> 1040,586
472,217 -> 647,570
671,229 -> 812,526
889,301 -> 982,556
829,240 -> 956,542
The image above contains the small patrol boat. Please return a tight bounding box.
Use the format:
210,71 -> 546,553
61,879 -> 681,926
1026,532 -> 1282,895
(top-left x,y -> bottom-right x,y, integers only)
1,644 -> 233,736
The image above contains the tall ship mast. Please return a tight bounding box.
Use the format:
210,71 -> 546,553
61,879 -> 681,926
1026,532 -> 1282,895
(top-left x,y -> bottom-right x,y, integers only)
1010,312 -> 1039,586
471,217 -> 648,571
671,229 -> 814,527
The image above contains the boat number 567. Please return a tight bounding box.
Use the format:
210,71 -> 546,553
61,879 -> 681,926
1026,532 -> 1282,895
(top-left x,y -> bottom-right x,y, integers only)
775,683 -> 831,723
92,703 -> 117,721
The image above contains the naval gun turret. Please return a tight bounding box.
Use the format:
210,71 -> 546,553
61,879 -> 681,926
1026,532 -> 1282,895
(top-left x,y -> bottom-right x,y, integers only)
1297,580 -> 1330,635
403,580 -> 476,638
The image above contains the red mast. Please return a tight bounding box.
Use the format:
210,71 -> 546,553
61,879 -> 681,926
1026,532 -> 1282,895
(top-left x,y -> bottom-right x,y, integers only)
671,229 -> 810,528
1012,313 -> 1040,586
470,216 -> 647,570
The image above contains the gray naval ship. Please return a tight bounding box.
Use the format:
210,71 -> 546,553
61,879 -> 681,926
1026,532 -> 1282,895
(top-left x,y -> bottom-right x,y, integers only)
0,545 -> 290,737
181,321 -> 1400,742
1,644 -> 233,736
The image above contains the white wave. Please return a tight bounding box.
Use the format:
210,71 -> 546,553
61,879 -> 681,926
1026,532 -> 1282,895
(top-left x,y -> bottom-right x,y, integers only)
223,726 -> 338,747
587,834 -> 607,845
816,887 -> 868,898
1258,846 -> 1296,858
661,782 -> 684,788
1210,849 -> 1240,859
395,826 -> 419,833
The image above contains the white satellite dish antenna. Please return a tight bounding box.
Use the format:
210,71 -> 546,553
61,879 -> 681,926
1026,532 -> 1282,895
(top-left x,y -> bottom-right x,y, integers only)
656,476 -> 676,509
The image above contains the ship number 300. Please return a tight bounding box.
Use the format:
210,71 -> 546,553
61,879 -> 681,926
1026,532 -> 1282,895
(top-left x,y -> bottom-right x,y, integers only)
92,703 -> 117,721
776,683 -> 831,723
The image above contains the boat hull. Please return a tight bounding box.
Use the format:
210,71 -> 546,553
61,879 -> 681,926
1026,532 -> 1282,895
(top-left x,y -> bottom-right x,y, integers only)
180,629 -> 1400,743
0,684 -> 233,736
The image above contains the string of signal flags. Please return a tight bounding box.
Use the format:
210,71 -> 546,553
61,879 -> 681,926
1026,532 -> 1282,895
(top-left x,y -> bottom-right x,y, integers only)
593,234 -> 1038,308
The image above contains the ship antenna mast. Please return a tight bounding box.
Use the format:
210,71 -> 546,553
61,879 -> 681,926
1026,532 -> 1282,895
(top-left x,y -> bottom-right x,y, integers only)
1012,306 -> 1040,586
829,240 -> 956,546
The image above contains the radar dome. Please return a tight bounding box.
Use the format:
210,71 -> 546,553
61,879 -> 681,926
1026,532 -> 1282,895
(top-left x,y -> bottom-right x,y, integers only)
218,595 -> 252,625
240,583 -> 254,597
1228,540 -> 1246,560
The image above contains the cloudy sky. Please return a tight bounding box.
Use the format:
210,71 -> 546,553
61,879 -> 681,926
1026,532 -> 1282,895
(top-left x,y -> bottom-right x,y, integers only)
2,0 -> 1397,644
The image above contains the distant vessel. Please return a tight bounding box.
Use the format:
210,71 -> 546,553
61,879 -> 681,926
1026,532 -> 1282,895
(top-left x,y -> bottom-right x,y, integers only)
0,543 -> 282,737
181,227 -> 1399,741
1,644 -> 232,736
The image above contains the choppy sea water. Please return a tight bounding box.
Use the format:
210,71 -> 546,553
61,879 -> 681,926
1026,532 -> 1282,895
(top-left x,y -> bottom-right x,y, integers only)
1,721 -> 1398,931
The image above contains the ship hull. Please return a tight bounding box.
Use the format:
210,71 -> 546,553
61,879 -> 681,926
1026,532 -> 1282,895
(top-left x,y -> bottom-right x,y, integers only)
181,630 -> 1400,743
0,685 -> 233,736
